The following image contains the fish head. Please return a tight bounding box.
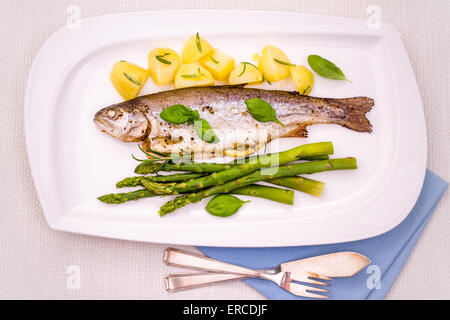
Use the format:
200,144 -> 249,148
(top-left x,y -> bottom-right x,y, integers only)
94,104 -> 149,142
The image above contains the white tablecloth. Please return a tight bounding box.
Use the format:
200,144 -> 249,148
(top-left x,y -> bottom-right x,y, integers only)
1,0 -> 449,299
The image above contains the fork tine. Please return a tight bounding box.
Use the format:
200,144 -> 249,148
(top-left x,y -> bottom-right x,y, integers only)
285,282 -> 329,299
301,291 -> 329,299
303,278 -> 330,286
289,272 -> 332,286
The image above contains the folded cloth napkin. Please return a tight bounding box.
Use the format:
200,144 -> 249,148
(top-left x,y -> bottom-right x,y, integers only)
198,170 -> 448,300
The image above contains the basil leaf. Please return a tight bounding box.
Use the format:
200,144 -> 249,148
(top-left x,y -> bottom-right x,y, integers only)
307,55 -> 351,82
160,104 -> 195,124
123,73 -> 141,85
191,110 -> 199,120
206,194 -> 250,217
193,118 -> 220,143
244,98 -> 285,127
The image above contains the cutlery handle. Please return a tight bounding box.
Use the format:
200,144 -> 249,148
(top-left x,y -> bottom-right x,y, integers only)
163,248 -> 261,277
165,273 -> 246,292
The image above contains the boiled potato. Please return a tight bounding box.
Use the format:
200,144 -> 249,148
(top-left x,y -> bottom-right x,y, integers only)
259,45 -> 292,82
110,61 -> 149,100
174,63 -> 214,89
253,53 -> 263,70
199,49 -> 235,81
181,33 -> 213,64
148,48 -> 181,85
291,65 -> 314,95
228,62 -> 263,85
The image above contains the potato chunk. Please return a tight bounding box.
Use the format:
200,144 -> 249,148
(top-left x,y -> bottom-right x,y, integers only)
110,61 -> 149,100
259,45 -> 292,82
228,62 -> 263,85
199,49 -> 235,81
174,63 -> 214,89
181,33 -> 213,64
290,65 -> 314,95
148,48 -> 181,85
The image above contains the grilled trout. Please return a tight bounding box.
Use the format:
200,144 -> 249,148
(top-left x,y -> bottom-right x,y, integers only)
94,86 -> 373,157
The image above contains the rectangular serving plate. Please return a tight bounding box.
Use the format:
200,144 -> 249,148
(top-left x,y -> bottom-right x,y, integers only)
25,10 -> 426,247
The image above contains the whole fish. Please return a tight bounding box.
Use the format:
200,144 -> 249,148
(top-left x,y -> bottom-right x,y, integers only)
94,86 -> 373,157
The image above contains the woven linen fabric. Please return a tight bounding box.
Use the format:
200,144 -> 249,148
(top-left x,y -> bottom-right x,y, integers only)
0,0 -> 449,299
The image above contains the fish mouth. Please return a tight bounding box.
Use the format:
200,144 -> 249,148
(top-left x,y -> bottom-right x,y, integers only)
93,113 -> 115,133
94,108 -> 150,142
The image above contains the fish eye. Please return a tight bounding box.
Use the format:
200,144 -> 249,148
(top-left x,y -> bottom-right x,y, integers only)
106,110 -> 116,118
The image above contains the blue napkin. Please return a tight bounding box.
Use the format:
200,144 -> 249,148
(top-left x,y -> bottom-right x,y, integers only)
198,170 -> 448,300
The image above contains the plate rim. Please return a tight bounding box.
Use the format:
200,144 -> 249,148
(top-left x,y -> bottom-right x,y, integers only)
24,10 -> 427,247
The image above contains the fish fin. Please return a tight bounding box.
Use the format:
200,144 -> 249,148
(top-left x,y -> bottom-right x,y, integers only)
338,97 -> 374,133
283,125 -> 308,138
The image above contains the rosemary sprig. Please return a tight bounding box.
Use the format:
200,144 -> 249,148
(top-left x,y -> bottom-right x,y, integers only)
123,73 -> 141,85
155,52 -> 171,64
302,85 -> 311,95
273,58 -> 296,67
209,55 -> 219,64
238,62 -> 259,77
196,32 -> 202,52
262,74 -> 272,85
182,74 -> 201,78
181,67 -> 204,78
132,144 -> 192,164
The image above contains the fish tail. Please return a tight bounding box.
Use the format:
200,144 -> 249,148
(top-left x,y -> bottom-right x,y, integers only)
337,97 -> 374,133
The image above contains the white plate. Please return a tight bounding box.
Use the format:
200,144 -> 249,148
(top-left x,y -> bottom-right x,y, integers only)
25,10 -> 427,247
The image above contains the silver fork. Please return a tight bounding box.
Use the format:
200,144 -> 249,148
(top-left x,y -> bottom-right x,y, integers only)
163,248 -> 332,299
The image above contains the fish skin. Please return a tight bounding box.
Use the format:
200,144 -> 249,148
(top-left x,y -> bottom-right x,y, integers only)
94,86 -> 373,157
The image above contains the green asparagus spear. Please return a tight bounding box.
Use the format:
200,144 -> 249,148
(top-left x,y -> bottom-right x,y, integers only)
231,185 -> 294,205
267,176 -> 325,197
98,189 -> 159,204
159,157 -> 357,216
144,142 -> 334,194
98,184 -> 294,205
116,173 -> 208,188
300,155 -> 329,161
135,161 -> 234,175
134,150 -> 330,175
115,174 -> 325,198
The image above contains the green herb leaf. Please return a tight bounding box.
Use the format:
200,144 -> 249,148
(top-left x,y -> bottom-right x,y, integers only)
181,67 -> 204,79
262,74 -> 272,85
307,55 -> 351,82
160,104 -> 196,124
155,53 -> 171,65
209,55 -> 219,64
194,118 -> 220,143
238,62 -> 259,77
181,74 -> 202,78
273,58 -> 296,67
196,32 -> 202,52
191,110 -> 200,120
206,194 -> 250,217
244,98 -> 285,127
123,73 -> 141,85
